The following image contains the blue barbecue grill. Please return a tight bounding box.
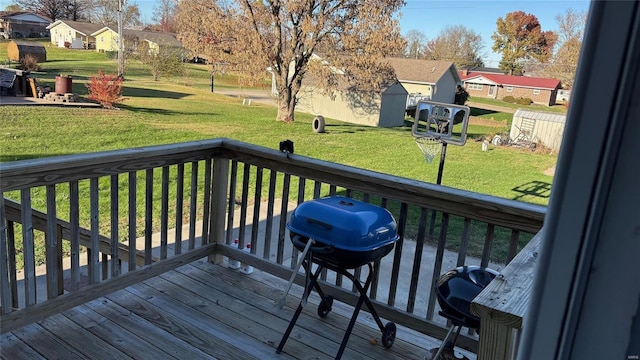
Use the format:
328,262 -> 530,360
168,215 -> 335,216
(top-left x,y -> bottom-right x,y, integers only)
276,196 -> 399,359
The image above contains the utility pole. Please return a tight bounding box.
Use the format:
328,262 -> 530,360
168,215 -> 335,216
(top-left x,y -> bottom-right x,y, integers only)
117,0 -> 125,78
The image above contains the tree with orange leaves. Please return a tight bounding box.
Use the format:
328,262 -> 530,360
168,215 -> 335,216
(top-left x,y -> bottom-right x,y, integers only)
492,11 -> 557,75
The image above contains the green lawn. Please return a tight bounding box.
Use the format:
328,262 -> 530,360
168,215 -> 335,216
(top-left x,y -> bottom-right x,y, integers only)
1,40 -> 556,206
1,40 -> 555,267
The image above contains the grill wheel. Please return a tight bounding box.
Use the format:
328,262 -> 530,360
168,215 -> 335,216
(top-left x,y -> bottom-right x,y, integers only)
317,296 -> 334,318
382,322 -> 397,348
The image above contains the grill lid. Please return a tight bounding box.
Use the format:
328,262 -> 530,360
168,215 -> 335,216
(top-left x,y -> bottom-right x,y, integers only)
287,196 -> 398,252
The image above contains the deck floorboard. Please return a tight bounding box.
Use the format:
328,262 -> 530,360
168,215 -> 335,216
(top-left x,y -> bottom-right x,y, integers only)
1,261 -> 467,359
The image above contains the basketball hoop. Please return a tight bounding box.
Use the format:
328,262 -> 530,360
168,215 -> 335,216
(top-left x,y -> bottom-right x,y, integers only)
415,137 -> 442,164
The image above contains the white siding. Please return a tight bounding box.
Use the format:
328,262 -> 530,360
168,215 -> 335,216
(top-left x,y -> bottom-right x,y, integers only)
296,82 -> 408,127
509,109 -> 566,152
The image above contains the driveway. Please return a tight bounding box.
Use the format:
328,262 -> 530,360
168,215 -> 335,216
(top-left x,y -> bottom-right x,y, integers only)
215,89 -> 277,107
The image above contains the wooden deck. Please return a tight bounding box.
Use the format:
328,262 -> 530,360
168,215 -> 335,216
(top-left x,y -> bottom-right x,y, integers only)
0,259 -> 471,360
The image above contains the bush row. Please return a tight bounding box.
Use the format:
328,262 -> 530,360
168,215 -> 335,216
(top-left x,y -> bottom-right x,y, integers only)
502,96 -> 533,105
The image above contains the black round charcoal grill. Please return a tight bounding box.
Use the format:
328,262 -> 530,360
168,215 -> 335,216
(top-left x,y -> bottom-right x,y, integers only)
430,265 -> 499,360
276,196 -> 399,360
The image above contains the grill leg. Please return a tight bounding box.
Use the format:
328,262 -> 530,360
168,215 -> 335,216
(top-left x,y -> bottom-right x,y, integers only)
335,262 -> 392,359
340,264 -> 387,331
335,288 -> 368,360
430,324 -> 463,360
276,261 -> 324,354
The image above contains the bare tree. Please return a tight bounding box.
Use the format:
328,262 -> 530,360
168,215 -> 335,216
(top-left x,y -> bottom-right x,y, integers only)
15,0 -> 93,21
15,0 -> 66,21
404,30 -> 426,59
423,25 -> 484,69
175,0 -> 405,122
136,41 -> 185,81
547,9 -> 586,88
152,0 -> 176,33
64,0 -> 93,21
91,0 -> 141,27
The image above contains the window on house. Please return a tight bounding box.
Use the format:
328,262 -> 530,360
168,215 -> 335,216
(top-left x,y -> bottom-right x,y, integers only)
101,36 -> 104,42
468,83 -> 483,91
533,89 -> 541,95
506,86 -> 513,92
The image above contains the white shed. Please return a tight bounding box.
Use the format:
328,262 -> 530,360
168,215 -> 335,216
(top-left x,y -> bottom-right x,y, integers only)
509,109 -> 567,152
296,80 -> 409,128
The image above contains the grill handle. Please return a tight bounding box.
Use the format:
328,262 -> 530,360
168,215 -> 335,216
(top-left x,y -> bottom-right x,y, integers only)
305,217 -> 333,230
291,235 -> 334,254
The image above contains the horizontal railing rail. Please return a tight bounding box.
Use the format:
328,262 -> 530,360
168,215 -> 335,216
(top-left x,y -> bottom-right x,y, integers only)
0,138 -> 546,353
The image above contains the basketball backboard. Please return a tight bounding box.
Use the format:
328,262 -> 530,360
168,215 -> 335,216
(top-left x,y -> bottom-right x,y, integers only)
411,100 -> 470,145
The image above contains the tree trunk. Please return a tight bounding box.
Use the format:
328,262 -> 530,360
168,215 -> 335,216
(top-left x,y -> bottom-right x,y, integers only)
276,86 -> 296,122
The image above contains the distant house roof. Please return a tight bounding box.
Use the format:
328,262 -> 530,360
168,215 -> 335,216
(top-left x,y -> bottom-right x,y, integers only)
459,71 -> 561,90
0,11 -> 51,23
91,27 -> 182,48
46,20 -> 104,36
385,58 -> 460,84
130,30 -> 182,48
462,66 -> 504,74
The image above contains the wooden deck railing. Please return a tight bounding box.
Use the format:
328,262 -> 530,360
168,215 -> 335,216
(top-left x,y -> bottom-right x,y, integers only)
0,138 -> 546,353
471,229 -> 543,360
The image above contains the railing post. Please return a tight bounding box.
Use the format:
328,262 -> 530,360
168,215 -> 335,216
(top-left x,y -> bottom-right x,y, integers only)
475,318 -> 519,360
208,157 -> 229,264
471,230 -> 543,360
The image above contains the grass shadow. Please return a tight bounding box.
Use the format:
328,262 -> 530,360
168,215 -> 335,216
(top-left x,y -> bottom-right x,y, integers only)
323,123 -> 371,134
470,107 -> 499,116
117,103 -> 217,116
122,87 -> 190,99
512,180 -> 552,200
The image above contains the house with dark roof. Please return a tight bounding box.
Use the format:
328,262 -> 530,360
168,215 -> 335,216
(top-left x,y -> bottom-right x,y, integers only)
386,58 -> 460,104
0,11 -> 51,39
46,20 -> 105,49
459,69 -> 561,106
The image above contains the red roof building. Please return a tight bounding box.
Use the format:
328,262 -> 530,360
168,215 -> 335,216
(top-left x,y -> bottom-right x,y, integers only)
459,69 -> 561,106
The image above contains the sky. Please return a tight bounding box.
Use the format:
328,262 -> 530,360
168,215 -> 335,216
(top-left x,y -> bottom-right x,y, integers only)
134,0 -> 592,67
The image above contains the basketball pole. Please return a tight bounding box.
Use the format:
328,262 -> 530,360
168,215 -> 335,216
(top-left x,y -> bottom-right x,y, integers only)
429,141 -> 447,240
436,142 -> 447,185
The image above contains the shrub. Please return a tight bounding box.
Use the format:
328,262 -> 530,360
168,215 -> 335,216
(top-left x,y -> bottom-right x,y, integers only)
20,54 -> 40,71
516,97 -> 533,105
502,96 -> 515,103
86,71 -> 124,109
104,51 -> 118,59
